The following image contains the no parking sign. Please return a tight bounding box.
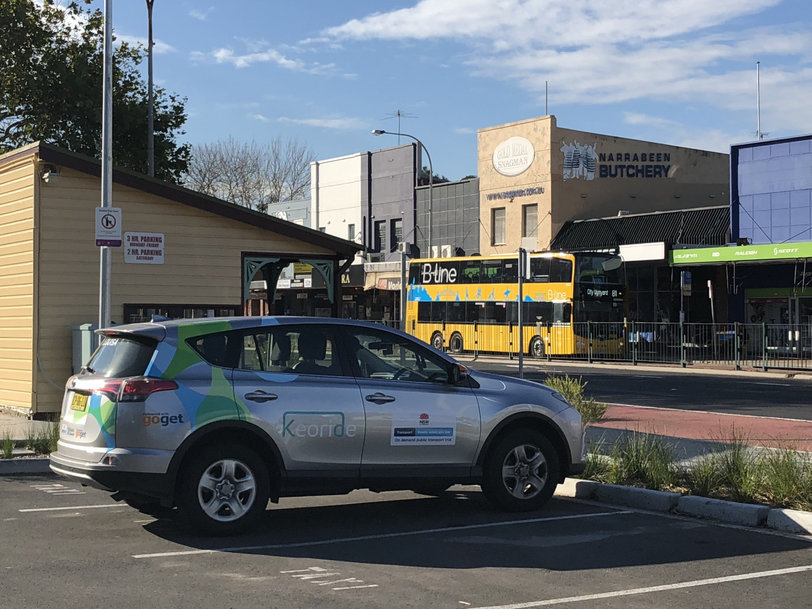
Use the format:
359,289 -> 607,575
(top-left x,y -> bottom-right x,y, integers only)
95,207 -> 122,246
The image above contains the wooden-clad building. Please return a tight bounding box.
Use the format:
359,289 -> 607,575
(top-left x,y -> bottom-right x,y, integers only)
0,142 -> 358,417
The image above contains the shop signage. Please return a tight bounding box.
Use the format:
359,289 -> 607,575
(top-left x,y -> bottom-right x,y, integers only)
562,141 -> 673,181
671,242 -> 812,265
124,232 -> 164,264
598,151 -> 672,179
485,187 -> 544,201
378,278 -> 402,291
493,136 -> 534,177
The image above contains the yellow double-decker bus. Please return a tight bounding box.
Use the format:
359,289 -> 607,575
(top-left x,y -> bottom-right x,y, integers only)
405,251 -> 625,357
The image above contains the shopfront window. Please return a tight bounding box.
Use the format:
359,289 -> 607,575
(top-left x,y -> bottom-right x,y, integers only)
123,304 -> 240,324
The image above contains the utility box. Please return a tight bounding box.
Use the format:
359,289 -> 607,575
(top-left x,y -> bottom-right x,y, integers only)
71,323 -> 98,374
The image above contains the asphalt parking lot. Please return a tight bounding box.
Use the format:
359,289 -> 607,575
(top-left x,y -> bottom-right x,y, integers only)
2,473 -> 810,609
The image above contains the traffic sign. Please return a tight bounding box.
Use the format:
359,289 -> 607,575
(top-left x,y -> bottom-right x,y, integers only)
95,207 -> 122,246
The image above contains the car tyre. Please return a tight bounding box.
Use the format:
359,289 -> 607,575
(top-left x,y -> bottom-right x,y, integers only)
431,331 -> 444,351
178,443 -> 269,535
482,430 -> 559,512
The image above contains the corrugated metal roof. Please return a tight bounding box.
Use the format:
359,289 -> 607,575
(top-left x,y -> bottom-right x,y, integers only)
551,206 -> 730,251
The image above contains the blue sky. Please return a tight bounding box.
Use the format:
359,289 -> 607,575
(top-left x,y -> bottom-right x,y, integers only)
83,0 -> 811,182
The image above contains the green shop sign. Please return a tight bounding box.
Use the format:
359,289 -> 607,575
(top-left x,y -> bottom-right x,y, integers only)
670,242 -> 812,265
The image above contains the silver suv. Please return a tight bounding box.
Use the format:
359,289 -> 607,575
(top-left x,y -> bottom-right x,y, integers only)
51,317 -> 585,534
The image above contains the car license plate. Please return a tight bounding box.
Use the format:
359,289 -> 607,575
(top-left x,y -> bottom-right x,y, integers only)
70,393 -> 88,412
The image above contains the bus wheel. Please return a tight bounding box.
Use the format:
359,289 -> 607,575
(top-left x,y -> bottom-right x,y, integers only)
449,333 -> 463,354
431,331 -> 444,351
530,336 -> 545,358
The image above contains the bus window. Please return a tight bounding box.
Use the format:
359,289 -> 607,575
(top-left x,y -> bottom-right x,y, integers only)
482,260 -> 502,282
447,301 -> 465,323
550,259 -> 574,283
530,258 -> 551,282
525,301 -> 554,323
460,259 -> 481,283
502,260 -> 518,283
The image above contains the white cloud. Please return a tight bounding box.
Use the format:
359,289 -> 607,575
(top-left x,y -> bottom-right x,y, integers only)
189,7 -> 214,21
194,41 -> 335,75
117,34 -> 175,55
321,0 -> 812,139
277,116 -> 367,130
249,114 -> 271,123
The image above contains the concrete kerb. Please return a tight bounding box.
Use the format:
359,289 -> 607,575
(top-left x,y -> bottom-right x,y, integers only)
555,477 -> 812,536
0,457 -> 51,476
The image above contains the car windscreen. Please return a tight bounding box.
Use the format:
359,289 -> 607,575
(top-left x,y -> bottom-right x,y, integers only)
85,335 -> 156,378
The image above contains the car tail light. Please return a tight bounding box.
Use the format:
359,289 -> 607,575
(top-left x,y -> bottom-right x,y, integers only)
92,378 -> 178,402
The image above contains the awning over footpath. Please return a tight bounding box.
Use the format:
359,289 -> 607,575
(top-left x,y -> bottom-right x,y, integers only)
551,206 -> 730,252
363,260 -> 403,291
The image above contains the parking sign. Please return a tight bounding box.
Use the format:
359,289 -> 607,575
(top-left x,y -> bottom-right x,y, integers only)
95,207 -> 122,246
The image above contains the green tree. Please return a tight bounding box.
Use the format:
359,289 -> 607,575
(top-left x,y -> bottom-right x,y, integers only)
0,0 -> 189,182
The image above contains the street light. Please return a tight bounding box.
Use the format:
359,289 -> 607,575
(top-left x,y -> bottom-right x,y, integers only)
372,129 -> 434,332
371,129 -> 433,250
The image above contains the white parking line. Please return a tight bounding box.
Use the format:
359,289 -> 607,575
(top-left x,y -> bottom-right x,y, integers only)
20,504 -> 121,513
469,565 -> 812,608
131,510 -> 632,559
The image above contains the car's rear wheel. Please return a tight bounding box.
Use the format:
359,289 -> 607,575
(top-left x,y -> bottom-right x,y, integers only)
482,430 -> 559,511
178,443 -> 269,535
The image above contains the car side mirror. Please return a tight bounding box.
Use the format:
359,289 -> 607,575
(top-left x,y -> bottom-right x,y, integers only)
449,363 -> 468,385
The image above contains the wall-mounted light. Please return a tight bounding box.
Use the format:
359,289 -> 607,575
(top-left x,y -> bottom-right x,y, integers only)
40,165 -> 60,184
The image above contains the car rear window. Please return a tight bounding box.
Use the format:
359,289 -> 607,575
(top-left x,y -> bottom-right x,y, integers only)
85,335 -> 156,377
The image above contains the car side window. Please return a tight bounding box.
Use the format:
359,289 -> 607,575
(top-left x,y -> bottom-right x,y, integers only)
232,326 -> 342,376
289,327 -> 342,376
347,329 -> 449,383
189,332 -> 235,367
231,328 -> 293,373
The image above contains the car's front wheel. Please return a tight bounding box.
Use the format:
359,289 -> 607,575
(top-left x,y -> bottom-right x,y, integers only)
178,444 -> 269,535
482,430 -> 559,511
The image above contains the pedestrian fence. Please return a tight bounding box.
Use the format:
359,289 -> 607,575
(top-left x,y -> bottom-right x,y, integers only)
539,322 -> 812,371
380,320 -> 812,372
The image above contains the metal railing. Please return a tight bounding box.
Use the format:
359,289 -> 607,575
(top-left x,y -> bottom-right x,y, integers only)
438,320 -> 809,372
558,321 -> 812,371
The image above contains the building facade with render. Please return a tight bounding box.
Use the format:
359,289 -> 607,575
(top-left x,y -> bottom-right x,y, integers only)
477,115 -> 730,255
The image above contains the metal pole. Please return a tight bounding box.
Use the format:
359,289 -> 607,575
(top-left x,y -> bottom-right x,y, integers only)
518,248 -> 525,378
400,249 -> 407,331
99,0 -> 113,332
756,61 -> 762,140
146,0 -> 155,177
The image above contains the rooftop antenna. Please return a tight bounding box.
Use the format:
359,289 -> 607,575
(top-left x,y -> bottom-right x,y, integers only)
381,109 -> 418,143
756,61 -> 763,140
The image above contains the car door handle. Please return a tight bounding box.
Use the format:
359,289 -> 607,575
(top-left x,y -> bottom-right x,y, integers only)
244,390 -> 278,403
365,392 -> 396,404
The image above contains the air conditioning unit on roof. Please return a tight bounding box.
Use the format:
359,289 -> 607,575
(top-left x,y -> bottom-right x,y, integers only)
440,244 -> 452,258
